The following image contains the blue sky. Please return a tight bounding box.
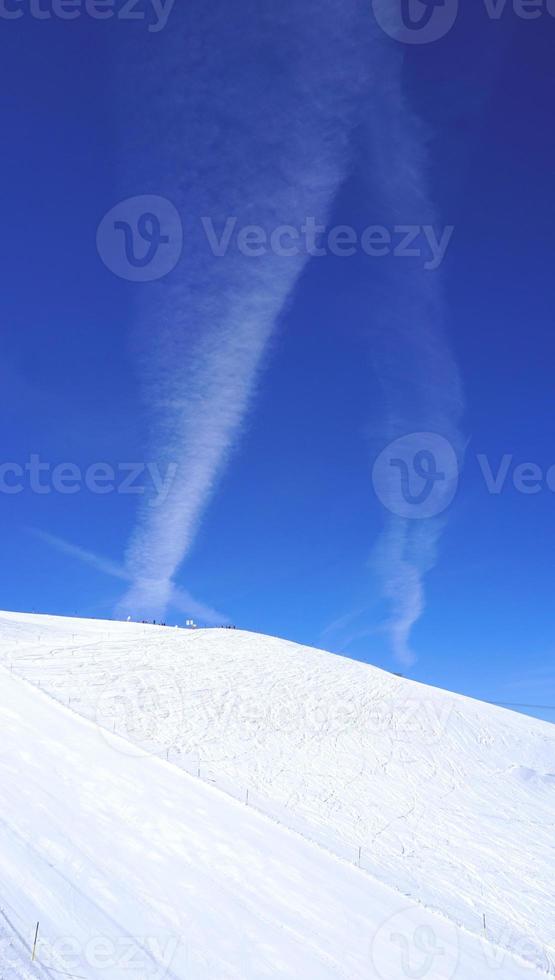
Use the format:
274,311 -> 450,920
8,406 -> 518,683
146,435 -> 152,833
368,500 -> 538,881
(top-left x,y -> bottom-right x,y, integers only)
2,2 -> 555,722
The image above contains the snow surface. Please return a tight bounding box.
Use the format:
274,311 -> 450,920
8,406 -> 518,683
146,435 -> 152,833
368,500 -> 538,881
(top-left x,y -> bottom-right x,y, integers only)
0,610 -> 553,978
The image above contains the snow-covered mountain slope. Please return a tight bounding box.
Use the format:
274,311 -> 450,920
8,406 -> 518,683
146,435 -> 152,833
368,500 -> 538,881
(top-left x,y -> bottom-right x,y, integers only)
0,610 -> 553,976
0,663 -> 546,980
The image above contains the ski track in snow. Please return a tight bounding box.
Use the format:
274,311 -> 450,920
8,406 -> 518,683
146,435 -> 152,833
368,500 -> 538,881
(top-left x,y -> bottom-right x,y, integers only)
0,610 -> 553,977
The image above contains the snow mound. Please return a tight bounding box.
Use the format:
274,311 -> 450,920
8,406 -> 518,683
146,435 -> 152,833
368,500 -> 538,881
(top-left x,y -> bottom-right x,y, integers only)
1,664 -> 549,979
0,610 -> 553,975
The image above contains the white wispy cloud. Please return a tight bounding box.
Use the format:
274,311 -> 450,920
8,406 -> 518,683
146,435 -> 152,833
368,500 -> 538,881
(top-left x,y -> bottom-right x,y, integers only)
372,519 -> 444,667
30,529 -> 226,625
32,529 -> 127,581
110,5 -> 463,648
321,56 -> 465,665
367,75 -> 465,664
114,1 -> 374,620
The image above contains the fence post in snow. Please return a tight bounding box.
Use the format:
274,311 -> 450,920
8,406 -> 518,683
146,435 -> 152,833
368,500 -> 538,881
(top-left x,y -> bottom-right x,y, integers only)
32,922 -> 39,961
358,846 -> 362,867
246,789 -> 249,806
482,913 -> 487,937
